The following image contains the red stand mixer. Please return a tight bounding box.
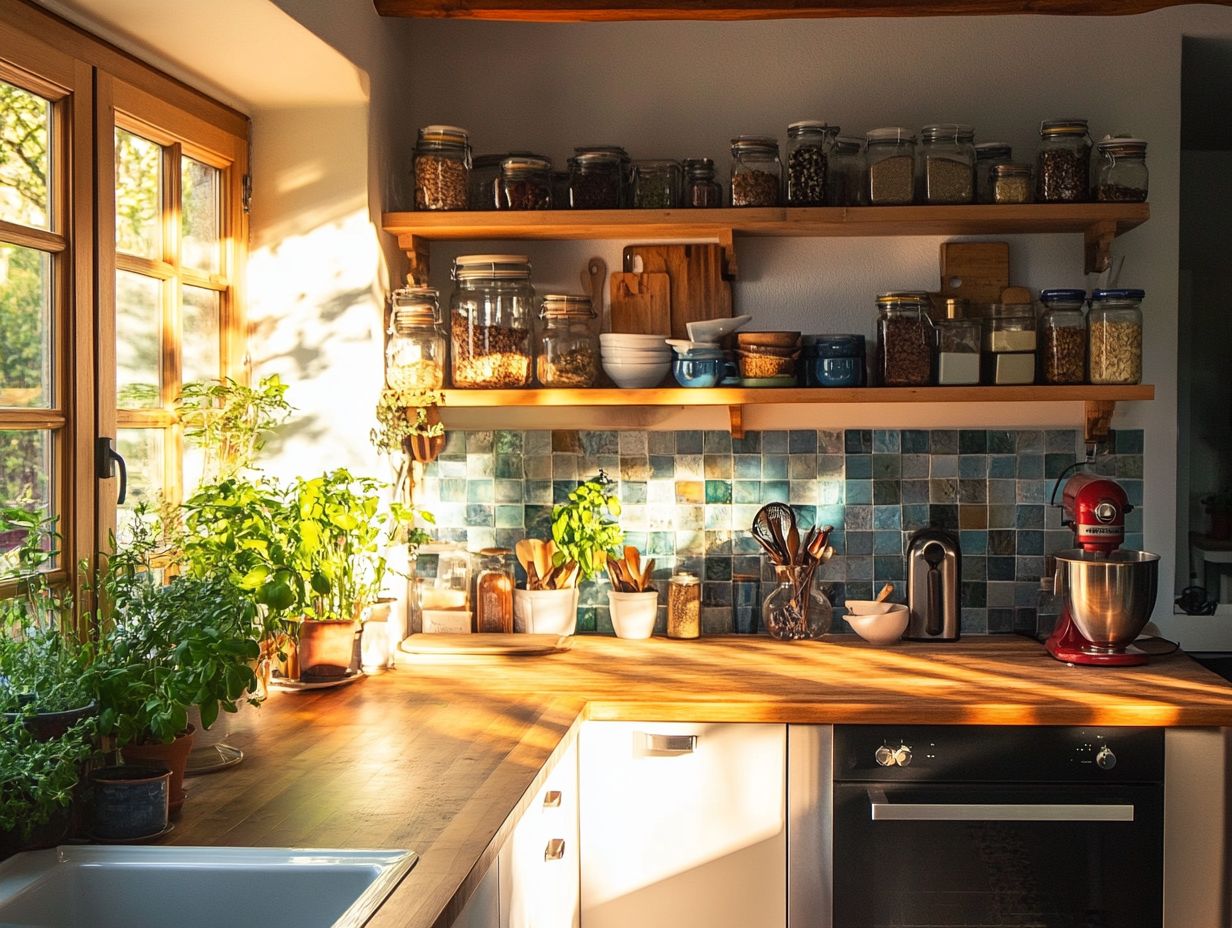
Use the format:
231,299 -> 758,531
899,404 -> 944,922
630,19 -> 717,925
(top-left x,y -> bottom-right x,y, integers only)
1046,472 -> 1160,666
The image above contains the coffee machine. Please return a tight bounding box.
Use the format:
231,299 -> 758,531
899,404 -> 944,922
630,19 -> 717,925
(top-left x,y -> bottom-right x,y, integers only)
1046,472 -> 1159,666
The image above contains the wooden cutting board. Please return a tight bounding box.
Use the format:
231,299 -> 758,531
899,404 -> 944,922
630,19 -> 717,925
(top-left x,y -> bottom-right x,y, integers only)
624,244 -> 733,340
609,271 -> 671,335
939,242 -> 1010,304
398,634 -> 572,656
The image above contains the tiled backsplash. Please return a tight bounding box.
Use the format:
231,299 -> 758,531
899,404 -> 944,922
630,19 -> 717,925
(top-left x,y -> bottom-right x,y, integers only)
415,428 -> 1144,636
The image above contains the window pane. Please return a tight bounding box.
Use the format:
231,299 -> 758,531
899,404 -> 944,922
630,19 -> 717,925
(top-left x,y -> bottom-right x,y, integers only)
181,286 -> 220,385
0,430 -> 52,577
181,156 -> 219,273
116,428 -> 163,534
0,80 -> 51,230
0,244 -> 52,408
115,128 -> 162,258
116,271 -> 161,408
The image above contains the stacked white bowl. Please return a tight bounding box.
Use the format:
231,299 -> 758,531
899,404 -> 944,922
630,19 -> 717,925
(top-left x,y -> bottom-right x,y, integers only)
599,333 -> 671,388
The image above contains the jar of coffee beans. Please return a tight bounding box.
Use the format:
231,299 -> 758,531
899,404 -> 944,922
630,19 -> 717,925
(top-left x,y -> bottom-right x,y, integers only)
730,136 -> 782,207
1035,118 -> 1092,203
786,121 -> 837,206
498,156 -> 553,210
683,158 -> 723,208
827,137 -> 865,206
568,151 -> 623,209
414,125 -> 471,211
575,145 -> 633,206
1038,289 -> 1087,385
919,124 -> 975,204
865,128 -> 917,205
633,159 -> 682,209
538,294 -> 599,388
1088,289 -> 1144,385
450,255 -> 534,388
992,163 -> 1033,204
1095,137 -> 1148,202
876,292 -> 933,386
974,142 -> 1012,203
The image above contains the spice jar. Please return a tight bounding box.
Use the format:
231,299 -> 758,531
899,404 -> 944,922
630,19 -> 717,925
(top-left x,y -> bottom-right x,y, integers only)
931,298 -> 981,386
1095,137 -> 1148,202
498,156 -> 553,210
1038,289 -> 1087,385
1088,289 -> 1144,384
919,124 -> 975,204
568,151 -> 623,209
992,163 -> 1033,204
683,158 -> 722,208
801,334 -> 866,387
980,303 -> 1037,385
667,571 -> 701,639
414,125 -> 471,211
974,142 -> 1012,203
1036,118 -> 1092,203
576,146 -> 632,207
826,137 -> 864,206
632,159 -> 682,209
386,287 -> 446,391
475,547 -> 514,633
876,292 -> 932,386
865,128 -> 917,205
538,294 -> 599,388
450,254 -> 534,388
730,136 -> 782,207
786,121 -> 837,206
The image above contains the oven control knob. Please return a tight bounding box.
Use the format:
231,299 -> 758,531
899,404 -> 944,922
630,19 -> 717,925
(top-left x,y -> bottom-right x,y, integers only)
893,744 -> 913,767
874,745 -> 896,767
1095,746 -> 1117,770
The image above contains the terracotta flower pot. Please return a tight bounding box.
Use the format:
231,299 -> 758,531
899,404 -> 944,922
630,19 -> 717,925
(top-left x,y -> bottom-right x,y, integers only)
402,404 -> 446,464
297,619 -> 361,680
121,725 -> 195,817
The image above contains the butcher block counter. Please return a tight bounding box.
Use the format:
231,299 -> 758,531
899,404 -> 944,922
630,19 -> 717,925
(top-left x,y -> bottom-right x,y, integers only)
167,636 -> 1232,928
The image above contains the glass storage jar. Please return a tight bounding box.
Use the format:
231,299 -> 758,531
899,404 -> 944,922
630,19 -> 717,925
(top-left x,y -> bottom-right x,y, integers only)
576,145 -> 632,206
801,334 -> 866,387
475,547 -> 514,633
498,156 -> 553,209
416,542 -> 473,612
786,121 -> 837,206
683,158 -> 722,208
980,303 -> 1037,384
414,125 -> 471,211
974,142 -> 1012,203
1036,118 -> 1092,203
386,287 -> 446,391
469,153 -> 504,210
538,294 -> 599,388
763,566 -> 832,640
450,254 -> 534,388
632,159 -> 682,209
667,572 -> 701,639
932,298 -> 981,386
992,163 -> 1033,204
568,151 -> 623,209
865,128 -> 917,205
1038,289 -> 1088,385
730,136 -> 782,207
919,124 -> 975,204
1095,137 -> 1148,202
1088,288 -> 1144,384
876,292 -> 933,386
827,137 -> 865,206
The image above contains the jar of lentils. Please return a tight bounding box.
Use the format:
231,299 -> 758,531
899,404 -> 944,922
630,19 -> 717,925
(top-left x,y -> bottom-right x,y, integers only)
386,287 -> 446,390
730,136 -> 782,207
786,121 -> 837,206
827,137 -> 865,206
633,159 -> 682,208
876,292 -> 933,386
538,294 -> 599,388
568,151 -> 623,209
974,142 -> 1012,203
1088,289 -> 1143,385
1094,137 -> 1148,202
865,128 -> 917,205
683,158 -> 723,208
414,125 -> 471,211
450,255 -> 534,388
919,124 -> 975,204
1038,289 -> 1088,385
1035,118 -> 1092,203
498,156 -> 553,210
992,163 -> 1033,204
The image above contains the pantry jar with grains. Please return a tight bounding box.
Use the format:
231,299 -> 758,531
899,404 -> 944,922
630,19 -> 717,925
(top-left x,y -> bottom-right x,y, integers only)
1038,289 -> 1088,385
876,292 -> 933,386
667,572 -> 701,639
730,136 -> 782,207
974,142 -> 1012,203
683,158 -> 723,208
538,294 -> 599,388
414,125 -> 471,211
786,121 -> 837,206
1095,137 -> 1148,202
1036,118 -> 1092,203
919,124 -> 975,204
569,150 -> 623,209
827,137 -> 865,206
498,156 -> 553,209
633,159 -> 682,209
932,298 -> 981,386
1088,289 -> 1144,384
992,163 -> 1033,204
980,303 -> 1037,385
386,287 -> 445,391
450,255 -> 534,388
475,548 -> 514,633
865,128 -> 917,205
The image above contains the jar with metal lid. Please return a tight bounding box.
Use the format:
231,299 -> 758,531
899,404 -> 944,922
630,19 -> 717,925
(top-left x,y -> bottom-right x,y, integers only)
1088,289 -> 1143,384
786,121 -> 837,206
931,298 -> 981,386
865,128 -> 917,205
498,156 -> 553,210
667,572 -> 701,639
683,158 -> 722,208
980,303 -> 1037,385
992,163 -> 1033,204
974,142 -> 1012,203
827,137 -> 865,206
414,125 -> 471,211
1095,137 -> 1148,202
450,254 -> 534,388
568,151 -> 623,209
919,124 -> 975,204
576,146 -> 632,206
1036,118 -> 1092,203
632,159 -> 682,209
386,287 -> 446,391
730,136 -> 782,207
1038,289 -> 1087,385
469,153 -> 505,210
876,292 -> 932,386
475,547 -> 514,633
801,334 -> 866,387
538,294 -> 599,388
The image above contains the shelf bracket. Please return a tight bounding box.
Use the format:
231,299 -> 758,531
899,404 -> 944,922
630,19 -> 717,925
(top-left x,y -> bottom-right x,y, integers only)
728,404 -> 745,439
1084,220 -> 1117,275
1084,399 -> 1116,446
398,232 -> 431,285
716,227 -> 738,279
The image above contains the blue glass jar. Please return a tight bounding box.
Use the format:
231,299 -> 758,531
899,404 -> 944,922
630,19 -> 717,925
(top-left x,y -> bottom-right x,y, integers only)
801,335 -> 866,387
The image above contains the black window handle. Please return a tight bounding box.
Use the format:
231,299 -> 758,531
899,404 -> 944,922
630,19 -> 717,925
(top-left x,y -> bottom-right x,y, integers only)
95,437 -> 127,504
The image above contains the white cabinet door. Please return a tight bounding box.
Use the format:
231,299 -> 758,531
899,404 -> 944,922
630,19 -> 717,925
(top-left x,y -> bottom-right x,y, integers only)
452,859 -> 500,928
579,721 -> 787,928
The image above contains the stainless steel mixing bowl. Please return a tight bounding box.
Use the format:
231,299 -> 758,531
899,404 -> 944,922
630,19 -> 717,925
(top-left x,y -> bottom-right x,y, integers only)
1055,549 -> 1160,651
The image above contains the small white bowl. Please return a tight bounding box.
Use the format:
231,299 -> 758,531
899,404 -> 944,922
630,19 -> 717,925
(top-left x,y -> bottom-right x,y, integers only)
601,346 -> 672,359
600,333 -> 669,347
845,603 -> 909,645
602,358 -> 671,389
686,314 -> 753,344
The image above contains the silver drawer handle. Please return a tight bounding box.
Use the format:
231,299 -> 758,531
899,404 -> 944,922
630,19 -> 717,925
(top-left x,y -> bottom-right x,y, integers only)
644,733 -> 697,754
543,790 -> 562,808
868,789 -> 1134,823
544,838 -> 566,861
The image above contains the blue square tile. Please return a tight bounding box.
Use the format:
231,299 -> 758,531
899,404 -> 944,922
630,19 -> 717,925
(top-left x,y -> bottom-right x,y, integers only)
989,455 -> 1016,479
902,454 -> 929,479
1046,429 -> 1079,453
761,481 -> 789,504
902,504 -> 930,531
846,480 -> 872,505
762,431 -> 789,453
959,430 -> 987,454
789,430 -> 818,454
495,504 -> 524,528
873,429 -> 901,453
676,430 -> 703,454
845,505 -> 871,530
872,454 -> 901,479
732,432 -> 761,454
902,479 -> 929,504
1015,430 -> 1044,453
649,455 -> 675,479
959,456 -> 988,479
960,530 -> 988,554
704,430 -> 732,453
930,430 -> 958,454
845,557 -> 873,581
847,531 -> 874,555
464,504 -> 494,527
961,610 -> 989,635
1114,429 -> 1144,454
902,429 -> 930,454
734,481 -> 761,504
763,454 -> 789,479
734,455 -> 761,479
845,455 -> 872,479
873,506 -> 902,530
987,430 -> 1015,454
873,530 -> 902,555
931,455 -> 959,478
817,454 -> 844,479
845,430 -> 872,454
1017,454 -> 1043,479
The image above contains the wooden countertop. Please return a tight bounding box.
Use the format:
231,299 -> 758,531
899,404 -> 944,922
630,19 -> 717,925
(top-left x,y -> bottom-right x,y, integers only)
169,636 -> 1232,928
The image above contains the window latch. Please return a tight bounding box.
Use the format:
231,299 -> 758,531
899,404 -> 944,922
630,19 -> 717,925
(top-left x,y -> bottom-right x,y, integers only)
95,437 -> 127,504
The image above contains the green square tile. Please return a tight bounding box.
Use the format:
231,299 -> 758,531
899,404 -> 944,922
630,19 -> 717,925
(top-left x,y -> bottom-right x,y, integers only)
705,480 -> 732,504
495,454 -> 523,479
466,480 -> 493,503
495,504 -> 524,528
494,430 -> 523,454
733,481 -> 761,505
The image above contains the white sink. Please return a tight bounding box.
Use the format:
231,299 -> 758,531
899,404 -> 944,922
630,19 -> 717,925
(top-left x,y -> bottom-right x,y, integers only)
0,845 -> 417,928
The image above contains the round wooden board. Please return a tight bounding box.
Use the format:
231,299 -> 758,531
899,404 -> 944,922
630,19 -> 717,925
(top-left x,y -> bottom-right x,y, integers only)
399,633 -> 572,656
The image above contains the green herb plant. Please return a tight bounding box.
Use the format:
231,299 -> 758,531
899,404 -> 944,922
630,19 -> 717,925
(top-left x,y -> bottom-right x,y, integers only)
550,471 -> 624,584
176,375 -> 291,482
371,388 -> 445,500
0,716 -> 95,841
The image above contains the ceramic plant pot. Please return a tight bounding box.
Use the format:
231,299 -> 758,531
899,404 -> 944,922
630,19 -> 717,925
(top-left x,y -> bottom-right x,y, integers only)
3,701 -> 96,741
89,765 -> 171,841
297,619 -> 361,680
121,725 -> 194,818
607,590 -> 660,640
513,587 -> 579,636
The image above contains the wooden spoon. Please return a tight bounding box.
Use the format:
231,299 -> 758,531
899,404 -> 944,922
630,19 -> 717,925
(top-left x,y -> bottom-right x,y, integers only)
875,583 -> 894,603
515,540 -> 535,575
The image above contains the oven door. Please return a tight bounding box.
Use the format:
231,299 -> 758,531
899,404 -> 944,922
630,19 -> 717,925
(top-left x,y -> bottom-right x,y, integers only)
832,781 -> 1162,928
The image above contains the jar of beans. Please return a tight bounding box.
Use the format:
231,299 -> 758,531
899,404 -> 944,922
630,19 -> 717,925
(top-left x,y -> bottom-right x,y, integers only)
632,159 -> 682,208
1035,118 -> 1092,203
1095,137 -> 1148,202
919,124 -> 975,204
1088,289 -> 1144,385
786,121 -> 837,206
450,255 -> 535,388
865,128 -> 917,205
498,156 -> 553,210
538,294 -> 599,388
730,136 -> 782,207
1038,289 -> 1087,384
827,137 -> 865,206
979,303 -> 1037,385
992,163 -> 1033,204
386,287 -> 446,391
683,158 -> 723,208
569,151 -> 623,209
876,292 -> 933,386
974,142 -> 1012,203
414,125 -> 471,211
